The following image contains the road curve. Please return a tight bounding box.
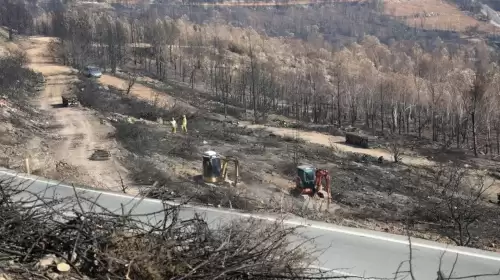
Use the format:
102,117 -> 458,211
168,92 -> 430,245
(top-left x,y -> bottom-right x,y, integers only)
0,167 -> 499,279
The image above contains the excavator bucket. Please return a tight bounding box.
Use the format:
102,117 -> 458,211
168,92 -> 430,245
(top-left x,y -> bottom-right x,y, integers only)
316,190 -> 330,199
314,169 -> 331,201
221,156 -> 240,187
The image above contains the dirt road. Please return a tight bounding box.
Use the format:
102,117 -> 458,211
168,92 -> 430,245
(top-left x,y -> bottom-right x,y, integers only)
22,37 -> 132,192
239,122 -> 434,166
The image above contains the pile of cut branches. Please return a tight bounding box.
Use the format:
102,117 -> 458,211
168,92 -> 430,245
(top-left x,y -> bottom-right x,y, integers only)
0,178 -> 334,280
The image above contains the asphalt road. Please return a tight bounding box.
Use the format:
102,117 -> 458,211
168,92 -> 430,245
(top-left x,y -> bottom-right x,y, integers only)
1,168 -> 499,279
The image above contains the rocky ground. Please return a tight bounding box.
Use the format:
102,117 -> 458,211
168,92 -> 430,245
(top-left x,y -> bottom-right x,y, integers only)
2,33 -> 500,252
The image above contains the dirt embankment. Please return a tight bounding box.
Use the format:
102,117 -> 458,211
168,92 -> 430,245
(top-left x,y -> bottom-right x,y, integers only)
20,37 -> 132,192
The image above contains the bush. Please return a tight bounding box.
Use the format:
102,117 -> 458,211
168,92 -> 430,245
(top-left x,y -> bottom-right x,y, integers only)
0,50 -> 39,100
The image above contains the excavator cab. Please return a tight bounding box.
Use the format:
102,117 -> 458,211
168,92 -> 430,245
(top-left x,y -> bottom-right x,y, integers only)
202,151 -> 222,183
296,165 -> 316,191
202,151 -> 240,186
296,165 -> 331,199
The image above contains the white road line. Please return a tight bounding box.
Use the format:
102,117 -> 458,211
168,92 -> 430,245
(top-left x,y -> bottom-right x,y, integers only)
309,266 -> 364,278
2,169 -> 500,263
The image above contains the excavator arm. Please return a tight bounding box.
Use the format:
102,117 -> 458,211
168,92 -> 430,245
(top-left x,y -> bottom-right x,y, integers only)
221,156 -> 240,186
314,169 -> 331,199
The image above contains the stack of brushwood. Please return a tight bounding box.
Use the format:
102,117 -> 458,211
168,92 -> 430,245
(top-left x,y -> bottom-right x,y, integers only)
345,132 -> 369,148
0,177 -> 337,280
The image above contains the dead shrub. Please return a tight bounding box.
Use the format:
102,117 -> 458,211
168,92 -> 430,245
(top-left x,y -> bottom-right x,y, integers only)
168,136 -> 199,160
388,135 -> 403,163
0,50 -> 40,100
0,178 -> 331,280
127,157 -> 173,186
413,165 -> 500,248
75,80 -> 170,122
278,161 -> 298,177
227,41 -> 246,55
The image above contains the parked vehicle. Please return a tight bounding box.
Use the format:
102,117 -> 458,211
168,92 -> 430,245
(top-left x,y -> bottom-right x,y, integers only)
82,66 -> 102,78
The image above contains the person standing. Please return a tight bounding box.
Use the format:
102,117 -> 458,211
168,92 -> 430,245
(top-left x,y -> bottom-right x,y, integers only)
181,114 -> 187,133
170,117 -> 177,133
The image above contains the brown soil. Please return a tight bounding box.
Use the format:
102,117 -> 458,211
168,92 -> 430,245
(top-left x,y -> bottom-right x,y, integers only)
385,0 -> 499,32
21,37 -> 132,192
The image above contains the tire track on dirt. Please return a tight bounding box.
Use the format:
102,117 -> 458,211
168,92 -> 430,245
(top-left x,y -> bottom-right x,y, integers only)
21,37 -> 132,192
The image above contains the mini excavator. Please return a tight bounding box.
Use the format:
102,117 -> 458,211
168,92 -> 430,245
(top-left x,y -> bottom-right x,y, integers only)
201,151 -> 240,187
295,164 -> 331,200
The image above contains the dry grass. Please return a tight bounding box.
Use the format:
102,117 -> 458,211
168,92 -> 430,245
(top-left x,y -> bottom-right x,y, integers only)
83,0 -> 499,33
106,0 -> 362,6
385,0 -> 499,33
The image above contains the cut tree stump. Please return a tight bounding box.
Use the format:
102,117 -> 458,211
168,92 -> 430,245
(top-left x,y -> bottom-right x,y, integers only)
56,262 -> 71,273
